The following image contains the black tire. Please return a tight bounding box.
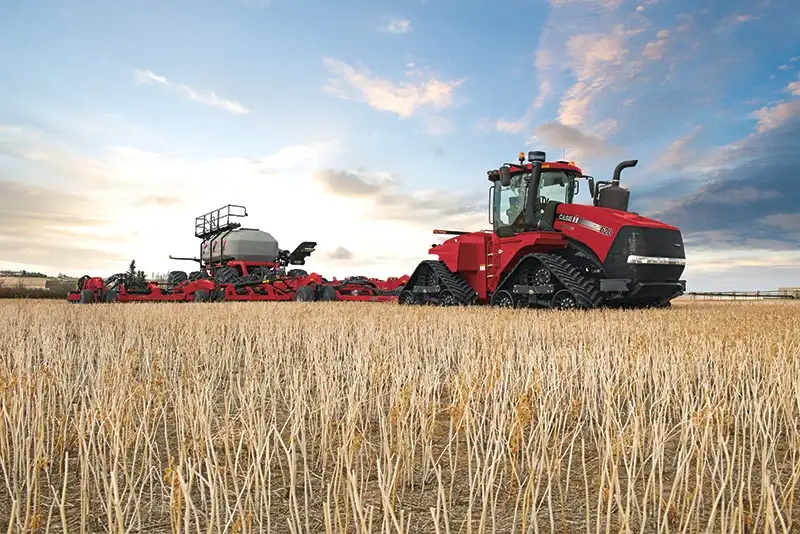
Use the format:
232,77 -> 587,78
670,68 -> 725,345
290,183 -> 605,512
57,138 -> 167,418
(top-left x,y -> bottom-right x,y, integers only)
318,285 -> 338,301
294,285 -> 315,302
79,289 -> 94,304
213,266 -> 239,284
189,270 -> 209,281
194,289 -> 208,302
167,271 -> 188,285
103,289 -> 118,303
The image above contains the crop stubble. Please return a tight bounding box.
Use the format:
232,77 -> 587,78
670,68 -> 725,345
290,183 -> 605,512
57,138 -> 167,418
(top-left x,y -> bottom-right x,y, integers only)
0,299 -> 799,533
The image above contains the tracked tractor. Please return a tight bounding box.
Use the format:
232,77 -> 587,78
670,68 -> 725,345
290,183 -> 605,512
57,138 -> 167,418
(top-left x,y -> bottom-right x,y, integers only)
399,151 -> 687,309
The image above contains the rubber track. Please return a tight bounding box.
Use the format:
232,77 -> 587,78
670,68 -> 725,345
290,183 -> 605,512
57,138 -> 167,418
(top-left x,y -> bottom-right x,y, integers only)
496,253 -> 603,309
533,253 -> 603,308
424,260 -> 478,305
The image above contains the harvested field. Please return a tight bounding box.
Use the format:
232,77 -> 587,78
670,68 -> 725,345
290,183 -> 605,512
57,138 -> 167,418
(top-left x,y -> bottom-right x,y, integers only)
1,299 -> 799,533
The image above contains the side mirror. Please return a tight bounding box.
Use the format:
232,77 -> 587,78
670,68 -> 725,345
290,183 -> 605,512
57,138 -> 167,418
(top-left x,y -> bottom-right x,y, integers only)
499,166 -> 511,187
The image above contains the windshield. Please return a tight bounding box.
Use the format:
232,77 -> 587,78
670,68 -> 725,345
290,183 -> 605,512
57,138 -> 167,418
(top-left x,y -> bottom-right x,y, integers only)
493,170 -> 576,229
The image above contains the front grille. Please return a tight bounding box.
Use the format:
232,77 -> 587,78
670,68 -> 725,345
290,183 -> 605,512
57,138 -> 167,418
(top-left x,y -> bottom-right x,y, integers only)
603,226 -> 685,282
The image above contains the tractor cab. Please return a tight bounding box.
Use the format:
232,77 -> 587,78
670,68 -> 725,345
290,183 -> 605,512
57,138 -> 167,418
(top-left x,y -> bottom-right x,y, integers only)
487,151 -> 581,235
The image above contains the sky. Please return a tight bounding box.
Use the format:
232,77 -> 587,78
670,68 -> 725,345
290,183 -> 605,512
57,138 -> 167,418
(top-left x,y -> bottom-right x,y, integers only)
0,0 -> 799,291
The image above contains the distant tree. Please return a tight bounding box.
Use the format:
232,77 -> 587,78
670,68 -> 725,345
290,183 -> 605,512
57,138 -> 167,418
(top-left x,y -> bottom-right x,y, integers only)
126,260 -> 148,289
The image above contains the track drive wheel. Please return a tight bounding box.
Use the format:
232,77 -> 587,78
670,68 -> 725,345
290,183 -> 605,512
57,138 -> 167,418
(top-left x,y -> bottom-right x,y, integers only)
550,289 -> 578,309
318,285 -> 338,301
490,290 -> 516,307
294,285 -> 315,302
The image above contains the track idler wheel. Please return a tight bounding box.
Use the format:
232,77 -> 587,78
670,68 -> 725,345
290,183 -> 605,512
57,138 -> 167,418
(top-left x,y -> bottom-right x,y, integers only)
398,290 -> 417,305
490,290 -> 516,307
438,290 -> 458,306
550,289 -> 578,309
294,285 -> 315,302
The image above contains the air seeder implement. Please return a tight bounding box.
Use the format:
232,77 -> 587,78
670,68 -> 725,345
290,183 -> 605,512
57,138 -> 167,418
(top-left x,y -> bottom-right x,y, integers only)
398,151 -> 687,309
68,205 -> 408,304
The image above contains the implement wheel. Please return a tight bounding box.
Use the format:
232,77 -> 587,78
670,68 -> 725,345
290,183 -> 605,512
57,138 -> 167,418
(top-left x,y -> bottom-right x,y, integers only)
294,285 -> 315,302
318,286 -> 337,301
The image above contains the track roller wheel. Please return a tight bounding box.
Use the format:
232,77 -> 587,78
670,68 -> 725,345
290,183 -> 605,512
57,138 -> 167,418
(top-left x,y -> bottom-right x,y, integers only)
550,289 -> 577,309
490,290 -> 516,307
294,285 -> 315,302
398,290 -> 417,305
317,285 -> 338,301
438,290 -> 458,306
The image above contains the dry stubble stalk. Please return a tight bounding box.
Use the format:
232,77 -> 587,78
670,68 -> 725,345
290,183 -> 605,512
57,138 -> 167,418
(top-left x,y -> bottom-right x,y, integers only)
0,299 -> 798,533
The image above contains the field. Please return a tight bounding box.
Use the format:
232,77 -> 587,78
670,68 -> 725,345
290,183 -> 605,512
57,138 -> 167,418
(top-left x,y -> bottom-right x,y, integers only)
1,300 -> 799,533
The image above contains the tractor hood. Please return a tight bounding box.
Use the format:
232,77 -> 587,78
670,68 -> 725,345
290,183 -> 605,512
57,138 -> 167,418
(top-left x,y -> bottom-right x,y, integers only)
557,203 -> 680,232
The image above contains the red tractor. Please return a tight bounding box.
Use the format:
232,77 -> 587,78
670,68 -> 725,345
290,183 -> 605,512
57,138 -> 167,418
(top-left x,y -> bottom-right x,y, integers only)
398,151 -> 686,309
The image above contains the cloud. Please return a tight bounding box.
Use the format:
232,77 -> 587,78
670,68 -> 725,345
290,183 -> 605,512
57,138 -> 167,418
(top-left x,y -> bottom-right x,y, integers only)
642,29 -> 670,61
750,100 -> 800,132
531,122 -> 616,158
311,168 -> 486,227
649,126 -> 703,171
638,111 -> 800,252
321,57 -> 466,119
379,19 -> 412,34
0,181 -> 130,272
326,247 -> 354,260
133,69 -> 249,115
135,195 -> 184,207
0,123 -> 346,275
758,213 -> 800,231
786,79 -> 800,97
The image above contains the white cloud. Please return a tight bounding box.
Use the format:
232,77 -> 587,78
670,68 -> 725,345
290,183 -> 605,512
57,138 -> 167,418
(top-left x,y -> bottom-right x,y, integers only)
133,69 -> 249,115
650,126 -> 702,171
379,19 -> 412,34
321,57 -> 466,119
786,79 -> 800,96
750,100 -> 800,132
531,121 -> 616,158
758,213 -> 800,231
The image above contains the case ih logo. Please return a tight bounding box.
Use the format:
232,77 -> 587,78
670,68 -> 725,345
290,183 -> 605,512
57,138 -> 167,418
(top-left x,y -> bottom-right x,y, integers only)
557,214 -> 613,236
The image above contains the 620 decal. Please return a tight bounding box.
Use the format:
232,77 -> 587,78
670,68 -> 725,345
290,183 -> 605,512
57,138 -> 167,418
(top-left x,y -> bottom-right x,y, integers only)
557,214 -> 614,236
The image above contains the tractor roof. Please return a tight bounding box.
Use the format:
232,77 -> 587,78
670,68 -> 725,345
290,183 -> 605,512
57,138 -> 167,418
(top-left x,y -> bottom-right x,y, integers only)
506,161 -> 583,174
